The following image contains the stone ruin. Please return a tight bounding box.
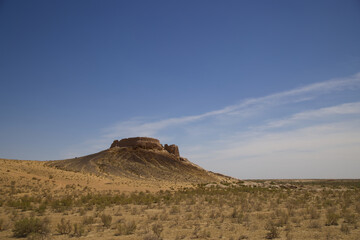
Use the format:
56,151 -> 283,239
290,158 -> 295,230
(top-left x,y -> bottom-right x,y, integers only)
110,137 -> 163,150
110,137 -> 180,157
164,144 -> 179,157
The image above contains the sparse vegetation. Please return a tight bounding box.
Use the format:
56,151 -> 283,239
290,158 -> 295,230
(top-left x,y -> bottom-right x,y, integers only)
1,158 -> 360,239
12,217 -> 49,238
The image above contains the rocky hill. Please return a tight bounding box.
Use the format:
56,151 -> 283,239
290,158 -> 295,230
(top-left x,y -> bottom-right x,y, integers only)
46,137 -> 227,183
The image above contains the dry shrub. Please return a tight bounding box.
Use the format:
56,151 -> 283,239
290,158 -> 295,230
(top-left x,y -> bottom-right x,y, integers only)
82,216 -> 95,225
56,218 -> 72,235
101,214 -> 112,228
285,231 -> 293,240
355,203 -> 360,214
13,217 -> 50,238
152,223 -> 163,238
343,212 -> 357,224
237,235 -> 248,239
340,223 -> 350,234
143,233 -> 160,240
230,208 -> 244,224
198,229 -> 211,238
0,218 -> 5,231
170,206 -> 180,214
159,211 -> 169,221
277,210 -> 289,227
325,208 -> 339,226
265,221 -> 280,239
308,220 -> 321,229
325,231 -> 334,240
175,233 -> 186,240
131,206 -> 139,215
308,207 -> 320,219
72,223 -> 86,237
78,208 -> 86,216
115,220 -> 137,235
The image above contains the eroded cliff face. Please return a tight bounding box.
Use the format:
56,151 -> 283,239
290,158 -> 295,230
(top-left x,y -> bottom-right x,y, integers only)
110,137 -> 180,157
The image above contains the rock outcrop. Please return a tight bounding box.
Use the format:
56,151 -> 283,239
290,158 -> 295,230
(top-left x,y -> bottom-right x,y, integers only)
164,144 -> 180,157
110,137 -> 180,157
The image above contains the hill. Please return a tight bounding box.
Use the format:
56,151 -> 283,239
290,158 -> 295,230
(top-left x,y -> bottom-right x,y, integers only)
46,137 -> 226,183
0,137 -> 231,195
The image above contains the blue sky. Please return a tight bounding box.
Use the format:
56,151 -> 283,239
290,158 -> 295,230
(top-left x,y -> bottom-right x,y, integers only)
1,0 -> 360,178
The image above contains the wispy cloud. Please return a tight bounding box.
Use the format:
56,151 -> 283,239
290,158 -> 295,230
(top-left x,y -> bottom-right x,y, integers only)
196,120 -> 360,179
262,102 -> 360,129
100,72 -> 360,141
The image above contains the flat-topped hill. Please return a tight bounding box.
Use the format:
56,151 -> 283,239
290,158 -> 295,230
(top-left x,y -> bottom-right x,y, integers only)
46,137 -> 229,183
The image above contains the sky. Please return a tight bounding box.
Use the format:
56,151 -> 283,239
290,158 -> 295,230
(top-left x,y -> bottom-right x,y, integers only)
1,0 -> 360,179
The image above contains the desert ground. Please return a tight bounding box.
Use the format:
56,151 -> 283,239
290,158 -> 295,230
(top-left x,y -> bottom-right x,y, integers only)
0,158 -> 360,240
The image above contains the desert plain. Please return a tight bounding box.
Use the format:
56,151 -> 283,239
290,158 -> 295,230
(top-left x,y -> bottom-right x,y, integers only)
0,139 -> 359,240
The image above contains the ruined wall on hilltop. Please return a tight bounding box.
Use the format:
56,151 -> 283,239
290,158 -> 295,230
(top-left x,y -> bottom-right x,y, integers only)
164,144 -> 180,157
110,137 -> 180,157
110,137 -> 163,150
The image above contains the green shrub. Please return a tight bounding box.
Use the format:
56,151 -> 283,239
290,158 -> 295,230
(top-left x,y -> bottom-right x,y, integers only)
12,217 -> 49,238
56,218 -> 72,235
